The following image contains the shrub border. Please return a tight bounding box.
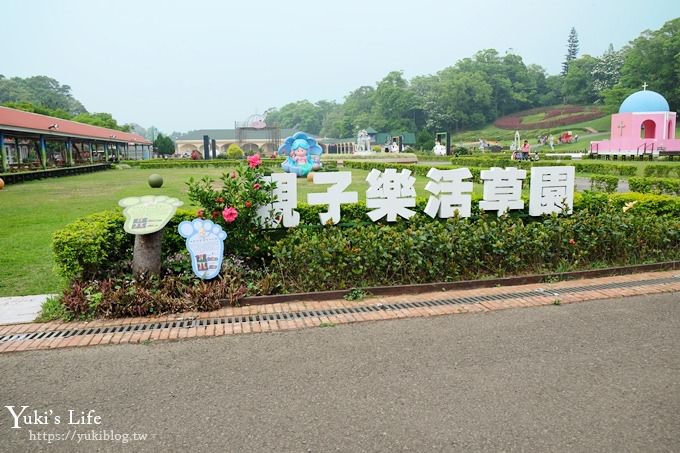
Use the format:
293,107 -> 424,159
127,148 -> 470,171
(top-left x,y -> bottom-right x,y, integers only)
240,261 -> 680,305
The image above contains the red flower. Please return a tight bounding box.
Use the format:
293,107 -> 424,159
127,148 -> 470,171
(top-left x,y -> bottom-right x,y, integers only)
247,154 -> 262,168
215,197 -> 225,204
253,183 -> 261,190
245,201 -> 252,208
222,207 -> 239,223
568,239 -> 576,245
211,210 -> 220,219
197,209 -> 204,218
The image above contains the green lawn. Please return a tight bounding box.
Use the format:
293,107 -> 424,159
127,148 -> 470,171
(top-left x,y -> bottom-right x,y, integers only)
3,160 -> 677,296
0,167 -> 441,297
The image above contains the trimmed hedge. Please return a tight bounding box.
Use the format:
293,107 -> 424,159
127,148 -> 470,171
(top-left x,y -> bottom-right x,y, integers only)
120,159 -> 284,169
449,157 -> 639,176
321,153 -> 418,161
643,164 -> 680,178
52,209 -> 195,281
589,174 -> 619,193
52,192 -> 680,283
576,191 -> 680,218
270,206 -> 680,293
629,177 -> 680,195
343,160 -> 486,184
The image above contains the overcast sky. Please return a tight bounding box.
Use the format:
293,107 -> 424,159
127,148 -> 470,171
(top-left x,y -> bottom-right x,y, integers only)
3,0 -> 679,133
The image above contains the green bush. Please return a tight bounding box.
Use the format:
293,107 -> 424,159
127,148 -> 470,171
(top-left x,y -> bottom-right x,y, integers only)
643,164 -> 680,178
226,144 -> 245,159
186,160 -> 279,259
119,159 -> 283,169
270,205 -> 680,293
53,192 -> 680,288
447,156 -> 639,176
322,153 -> 418,161
343,160 -> 485,183
589,174 -> 619,193
51,189 -> 680,317
629,177 -> 680,195
574,191 -> 680,217
52,211 -> 130,281
52,209 -> 195,281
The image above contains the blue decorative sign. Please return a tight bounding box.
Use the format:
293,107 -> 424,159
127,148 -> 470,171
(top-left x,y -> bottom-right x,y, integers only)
178,219 -> 227,279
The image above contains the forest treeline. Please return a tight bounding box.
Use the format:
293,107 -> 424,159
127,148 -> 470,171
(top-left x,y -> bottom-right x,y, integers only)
264,18 -> 680,139
1,18 -> 678,142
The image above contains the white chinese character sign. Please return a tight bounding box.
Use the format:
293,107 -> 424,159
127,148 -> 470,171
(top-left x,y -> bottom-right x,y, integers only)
529,166 -> 575,216
178,219 -> 227,280
247,166 -> 574,226
366,168 -> 416,221
479,167 -> 526,216
307,171 -> 358,224
424,168 -> 473,218
257,172 -> 300,227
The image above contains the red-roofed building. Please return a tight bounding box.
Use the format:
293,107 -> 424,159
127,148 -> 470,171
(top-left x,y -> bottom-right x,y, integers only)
0,106 -> 152,171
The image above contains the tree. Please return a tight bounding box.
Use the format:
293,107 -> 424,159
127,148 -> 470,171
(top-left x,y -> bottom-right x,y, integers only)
265,101 -> 320,134
153,133 -> 175,155
562,27 -> 579,75
416,67 -> 493,132
1,101 -> 72,119
0,75 -> 86,114
538,75 -> 563,106
591,44 -> 625,98
562,55 -> 598,104
614,18 -> 680,110
226,144 -> 244,159
71,112 -> 131,132
370,71 -> 416,132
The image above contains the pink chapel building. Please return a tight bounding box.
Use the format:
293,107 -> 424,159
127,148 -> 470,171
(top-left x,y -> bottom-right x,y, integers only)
590,88 -> 680,158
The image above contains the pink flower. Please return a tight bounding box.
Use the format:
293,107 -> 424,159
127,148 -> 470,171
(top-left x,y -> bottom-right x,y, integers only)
222,207 -> 239,223
253,183 -> 261,190
247,154 -> 262,168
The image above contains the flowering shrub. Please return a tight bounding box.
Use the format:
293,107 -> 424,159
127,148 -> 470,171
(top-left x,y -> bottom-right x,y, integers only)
186,154 -> 280,259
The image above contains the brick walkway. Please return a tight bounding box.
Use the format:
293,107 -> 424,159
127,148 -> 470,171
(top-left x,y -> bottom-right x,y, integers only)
1,270 -> 678,354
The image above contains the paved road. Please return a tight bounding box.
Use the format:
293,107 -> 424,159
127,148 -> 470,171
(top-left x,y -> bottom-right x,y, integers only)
1,293 -> 679,452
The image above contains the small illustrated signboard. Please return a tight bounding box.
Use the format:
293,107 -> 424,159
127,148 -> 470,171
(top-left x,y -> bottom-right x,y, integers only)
178,219 -> 227,280
118,195 -> 183,235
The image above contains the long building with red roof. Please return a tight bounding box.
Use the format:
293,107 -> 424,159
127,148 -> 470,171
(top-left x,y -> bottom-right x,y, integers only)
0,106 -> 152,171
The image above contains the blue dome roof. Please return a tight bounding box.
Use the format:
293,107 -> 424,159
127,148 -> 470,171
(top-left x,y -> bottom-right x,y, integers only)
619,90 -> 670,113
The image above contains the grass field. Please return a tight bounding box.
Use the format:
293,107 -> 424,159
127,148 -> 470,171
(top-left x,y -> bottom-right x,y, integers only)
2,160 -> 678,297
0,167 -> 442,297
454,116 -> 680,149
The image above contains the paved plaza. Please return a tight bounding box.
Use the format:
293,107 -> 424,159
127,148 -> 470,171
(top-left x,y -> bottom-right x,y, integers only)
1,291 -> 679,452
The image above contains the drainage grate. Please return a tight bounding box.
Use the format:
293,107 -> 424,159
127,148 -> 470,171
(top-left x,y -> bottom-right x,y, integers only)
1,275 -> 677,344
